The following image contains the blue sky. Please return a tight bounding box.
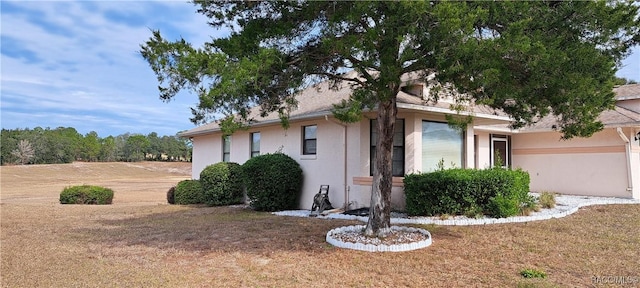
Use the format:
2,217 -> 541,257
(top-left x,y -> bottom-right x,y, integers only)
1,1 -> 639,138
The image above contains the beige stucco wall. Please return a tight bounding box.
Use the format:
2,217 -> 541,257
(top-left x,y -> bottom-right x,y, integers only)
512,128 -> 634,198
190,111 -> 491,211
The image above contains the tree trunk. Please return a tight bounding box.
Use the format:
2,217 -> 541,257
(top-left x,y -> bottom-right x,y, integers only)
364,97 -> 397,238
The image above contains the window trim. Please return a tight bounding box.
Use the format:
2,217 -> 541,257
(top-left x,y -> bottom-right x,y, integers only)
421,120 -> 465,171
222,135 -> 231,162
250,132 -> 260,158
490,134 -> 511,168
302,125 -> 317,155
370,119 -> 405,177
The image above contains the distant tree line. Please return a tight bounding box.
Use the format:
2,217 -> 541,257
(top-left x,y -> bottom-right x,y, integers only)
0,127 -> 191,165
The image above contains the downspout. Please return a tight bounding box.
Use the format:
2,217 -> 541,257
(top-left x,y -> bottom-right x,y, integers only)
326,115 -> 350,210
616,127 -> 633,192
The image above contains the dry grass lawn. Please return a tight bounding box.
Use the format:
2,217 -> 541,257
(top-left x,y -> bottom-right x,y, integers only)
1,162 -> 639,287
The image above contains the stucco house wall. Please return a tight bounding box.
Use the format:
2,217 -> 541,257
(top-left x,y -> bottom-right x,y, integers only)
511,128 -> 632,198
183,78 -> 640,211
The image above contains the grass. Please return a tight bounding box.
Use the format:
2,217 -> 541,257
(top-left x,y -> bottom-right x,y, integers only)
2,162 -> 639,287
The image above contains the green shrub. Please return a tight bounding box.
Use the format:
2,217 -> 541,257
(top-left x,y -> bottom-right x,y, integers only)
404,168 -> 530,218
200,162 -> 244,206
539,191 -> 556,209
174,180 -> 205,205
167,186 -> 176,204
487,194 -> 520,218
520,268 -> 547,279
242,153 -> 303,211
60,185 -> 114,205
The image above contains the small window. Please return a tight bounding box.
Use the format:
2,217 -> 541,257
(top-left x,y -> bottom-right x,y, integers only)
250,132 -> 260,158
222,135 -> 231,162
370,119 -> 405,176
302,125 -> 317,155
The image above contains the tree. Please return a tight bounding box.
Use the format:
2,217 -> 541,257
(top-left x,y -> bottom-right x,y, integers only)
81,131 -> 102,162
12,139 -> 35,165
141,1 -> 639,237
124,134 -> 150,162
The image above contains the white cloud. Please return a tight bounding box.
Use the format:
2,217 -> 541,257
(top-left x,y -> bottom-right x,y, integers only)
1,0 -> 218,136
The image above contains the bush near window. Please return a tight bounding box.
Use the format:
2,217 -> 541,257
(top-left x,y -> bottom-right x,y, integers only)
59,185 -> 114,205
242,153 -> 303,211
174,179 -> 205,205
200,162 -> 244,206
404,168 -> 530,218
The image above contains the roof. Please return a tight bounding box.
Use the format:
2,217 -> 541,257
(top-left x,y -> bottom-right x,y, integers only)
613,83 -> 640,101
179,73 -> 511,137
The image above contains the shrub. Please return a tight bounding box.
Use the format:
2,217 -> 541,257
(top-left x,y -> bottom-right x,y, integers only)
167,186 -> 176,204
404,168 -> 530,218
200,162 -> 244,206
242,153 -> 303,211
539,191 -> 556,209
174,179 -> 205,205
520,268 -> 547,279
60,185 -> 114,205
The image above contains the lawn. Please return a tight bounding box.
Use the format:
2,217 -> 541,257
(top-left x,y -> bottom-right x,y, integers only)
1,162 -> 638,287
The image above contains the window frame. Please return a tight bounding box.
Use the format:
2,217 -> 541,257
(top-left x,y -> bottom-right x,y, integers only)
250,132 -> 260,158
421,120 -> 465,171
302,125 -> 317,155
490,134 -> 511,168
370,119 -> 405,177
222,135 -> 231,162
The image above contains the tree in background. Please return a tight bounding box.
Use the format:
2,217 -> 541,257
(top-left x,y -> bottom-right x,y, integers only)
11,140 -> 35,165
142,1 -> 639,237
0,128 -> 191,165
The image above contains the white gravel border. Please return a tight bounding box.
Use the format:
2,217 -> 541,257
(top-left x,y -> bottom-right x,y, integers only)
274,194 -> 640,226
326,225 -> 432,252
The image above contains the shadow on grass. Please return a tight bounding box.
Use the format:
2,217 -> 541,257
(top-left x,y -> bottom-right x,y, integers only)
74,205 -> 363,254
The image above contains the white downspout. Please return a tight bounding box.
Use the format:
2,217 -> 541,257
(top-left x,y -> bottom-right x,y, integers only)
326,115 -> 350,210
616,127 -> 633,193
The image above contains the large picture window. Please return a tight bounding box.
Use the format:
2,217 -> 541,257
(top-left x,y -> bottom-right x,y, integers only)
370,119 -> 405,177
302,125 -> 317,155
422,121 -> 463,172
222,135 -> 231,162
250,132 -> 260,158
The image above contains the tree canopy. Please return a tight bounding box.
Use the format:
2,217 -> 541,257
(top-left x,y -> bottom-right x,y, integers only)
141,0 -> 639,237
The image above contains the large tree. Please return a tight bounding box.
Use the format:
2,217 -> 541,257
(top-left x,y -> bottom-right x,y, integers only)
141,1 -> 639,237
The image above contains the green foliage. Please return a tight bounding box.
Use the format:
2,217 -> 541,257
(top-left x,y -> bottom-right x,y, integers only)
167,186 -> 176,204
200,162 -> 244,206
59,185 -> 114,205
539,192 -> 556,209
0,127 -> 191,165
404,168 -> 530,218
242,153 -> 303,211
520,268 -> 547,279
174,180 -> 205,205
140,1 -> 639,234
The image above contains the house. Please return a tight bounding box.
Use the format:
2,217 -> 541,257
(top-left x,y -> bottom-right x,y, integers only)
179,75 -> 640,211
509,84 -> 640,200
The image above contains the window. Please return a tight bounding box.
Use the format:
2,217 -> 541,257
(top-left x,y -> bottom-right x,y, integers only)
222,135 -> 231,162
250,132 -> 260,158
491,134 -> 510,168
370,119 -> 405,176
302,125 -> 317,155
422,121 -> 463,171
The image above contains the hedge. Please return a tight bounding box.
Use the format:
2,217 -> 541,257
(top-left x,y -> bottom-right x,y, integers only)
242,153 -> 303,211
60,185 -> 114,205
174,179 -> 205,205
404,168 -> 530,218
200,162 -> 244,206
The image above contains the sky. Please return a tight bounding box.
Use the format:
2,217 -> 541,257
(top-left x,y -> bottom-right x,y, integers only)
1,1 -> 639,138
